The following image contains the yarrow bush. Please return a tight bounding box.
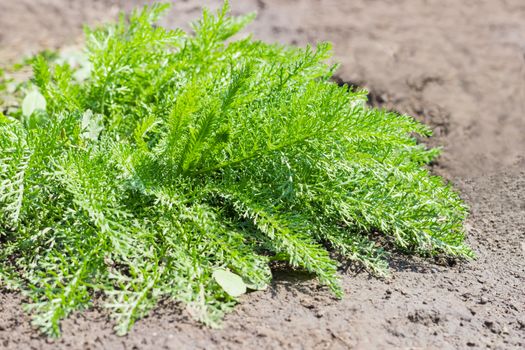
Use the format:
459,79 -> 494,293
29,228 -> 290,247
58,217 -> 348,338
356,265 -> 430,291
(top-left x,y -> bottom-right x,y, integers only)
0,2 -> 472,337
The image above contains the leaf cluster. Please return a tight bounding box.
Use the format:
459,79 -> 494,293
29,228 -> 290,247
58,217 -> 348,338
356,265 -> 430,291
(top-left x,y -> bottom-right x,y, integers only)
0,2 -> 471,337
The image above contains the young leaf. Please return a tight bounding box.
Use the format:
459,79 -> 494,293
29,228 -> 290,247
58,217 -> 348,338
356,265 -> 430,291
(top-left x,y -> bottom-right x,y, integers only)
21,90 -> 46,117
212,269 -> 247,297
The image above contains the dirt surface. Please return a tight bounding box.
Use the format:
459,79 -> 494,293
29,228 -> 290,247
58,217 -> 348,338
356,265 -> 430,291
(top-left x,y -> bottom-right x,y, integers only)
1,0 -> 524,349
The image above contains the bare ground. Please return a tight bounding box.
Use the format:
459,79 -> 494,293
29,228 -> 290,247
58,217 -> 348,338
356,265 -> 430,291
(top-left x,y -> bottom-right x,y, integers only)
0,0 -> 524,349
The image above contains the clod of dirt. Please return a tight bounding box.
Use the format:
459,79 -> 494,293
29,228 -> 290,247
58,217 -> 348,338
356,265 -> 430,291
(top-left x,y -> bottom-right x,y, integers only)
407,309 -> 444,326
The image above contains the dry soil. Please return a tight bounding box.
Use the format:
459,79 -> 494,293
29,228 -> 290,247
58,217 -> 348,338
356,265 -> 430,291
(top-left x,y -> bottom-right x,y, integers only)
0,1 -> 524,349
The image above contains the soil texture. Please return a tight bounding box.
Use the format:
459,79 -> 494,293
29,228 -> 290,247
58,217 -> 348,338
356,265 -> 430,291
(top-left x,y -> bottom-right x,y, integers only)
0,0 -> 524,349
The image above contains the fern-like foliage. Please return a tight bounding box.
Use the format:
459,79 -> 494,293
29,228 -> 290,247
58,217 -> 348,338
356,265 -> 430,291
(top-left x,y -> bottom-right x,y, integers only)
0,121 -> 30,229
0,2 -> 472,337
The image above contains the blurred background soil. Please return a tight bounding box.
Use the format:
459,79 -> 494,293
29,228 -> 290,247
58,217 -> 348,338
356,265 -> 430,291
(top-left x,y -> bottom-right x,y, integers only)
0,1 -> 524,349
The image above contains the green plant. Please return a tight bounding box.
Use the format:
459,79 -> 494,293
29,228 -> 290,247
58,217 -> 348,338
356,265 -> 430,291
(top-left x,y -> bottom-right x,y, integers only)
0,2 -> 472,337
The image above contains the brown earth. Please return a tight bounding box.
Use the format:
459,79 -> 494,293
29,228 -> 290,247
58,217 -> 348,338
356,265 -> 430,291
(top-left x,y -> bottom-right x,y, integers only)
0,0 -> 524,349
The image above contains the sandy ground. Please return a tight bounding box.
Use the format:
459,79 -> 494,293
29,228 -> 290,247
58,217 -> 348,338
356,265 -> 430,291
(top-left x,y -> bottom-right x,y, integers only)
0,0 -> 524,349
